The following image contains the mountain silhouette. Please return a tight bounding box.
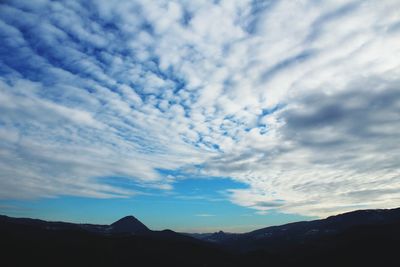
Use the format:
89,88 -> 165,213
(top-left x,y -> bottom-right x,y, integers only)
1,207 -> 400,266
110,215 -> 149,233
186,207 -> 400,253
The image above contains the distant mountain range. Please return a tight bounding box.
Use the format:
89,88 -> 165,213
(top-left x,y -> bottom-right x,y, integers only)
1,207 -> 400,266
186,207 -> 400,251
0,214 -> 149,234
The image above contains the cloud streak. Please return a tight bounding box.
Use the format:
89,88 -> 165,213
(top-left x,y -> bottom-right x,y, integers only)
0,0 -> 399,217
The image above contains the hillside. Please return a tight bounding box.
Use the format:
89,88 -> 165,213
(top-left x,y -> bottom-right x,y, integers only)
1,207 -> 400,266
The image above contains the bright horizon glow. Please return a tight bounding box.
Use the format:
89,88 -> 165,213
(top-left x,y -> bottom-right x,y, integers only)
0,0 -> 400,232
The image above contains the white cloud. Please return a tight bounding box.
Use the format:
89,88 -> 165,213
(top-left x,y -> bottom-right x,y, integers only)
0,0 -> 399,217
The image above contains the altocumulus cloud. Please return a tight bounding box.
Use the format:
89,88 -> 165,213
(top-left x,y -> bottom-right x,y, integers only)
0,0 -> 399,217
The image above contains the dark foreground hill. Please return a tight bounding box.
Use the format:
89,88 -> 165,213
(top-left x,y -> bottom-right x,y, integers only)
1,207 -> 400,267
0,215 -> 233,267
191,207 -> 400,251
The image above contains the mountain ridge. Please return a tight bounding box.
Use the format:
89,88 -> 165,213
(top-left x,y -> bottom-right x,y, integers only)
1,207 -> 400,266
185,207 -> 400,248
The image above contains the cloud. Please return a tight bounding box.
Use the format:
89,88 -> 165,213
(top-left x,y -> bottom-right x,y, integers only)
0,0 -> 400,217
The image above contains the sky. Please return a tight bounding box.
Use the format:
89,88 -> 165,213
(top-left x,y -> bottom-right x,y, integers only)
0,0 -> 399,233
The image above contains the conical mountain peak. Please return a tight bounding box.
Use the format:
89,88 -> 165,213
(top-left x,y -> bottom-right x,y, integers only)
111,215 -> 149,233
